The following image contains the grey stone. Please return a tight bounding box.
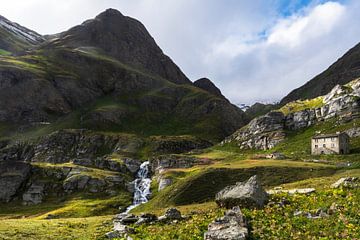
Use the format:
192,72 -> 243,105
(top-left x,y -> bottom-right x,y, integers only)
216,175 -> 268,209
331,177 -> 359,188
164,208 -> 182,220
204,206 -> 248,240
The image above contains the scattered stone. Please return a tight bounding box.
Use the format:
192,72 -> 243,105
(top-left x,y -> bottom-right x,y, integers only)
204,206 -> 248,240
330,177 -> 359,189
105,231 -> 122,239
165,208 -> 182,219
114,213 -> 139,225
215,175 -> 268,209
327,202 -> 339,215
267,188 -> 316,195
113,222 -> 135,234
266,152 -> 286,159
135,213 -> 158,225
294,208 -> 329,219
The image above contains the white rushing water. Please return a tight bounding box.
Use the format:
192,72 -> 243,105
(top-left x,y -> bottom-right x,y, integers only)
126,161 -> 151,212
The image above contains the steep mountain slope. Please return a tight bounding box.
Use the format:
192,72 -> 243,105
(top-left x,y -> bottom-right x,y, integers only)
0,9 -> 246,141
281,42 -> 360,105
46,9 -> 189,85
0,15 -> 44,54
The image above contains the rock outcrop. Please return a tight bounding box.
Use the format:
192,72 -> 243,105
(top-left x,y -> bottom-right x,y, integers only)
22,182 -> 45,205
222,111 -> 285,150
150,154 -> 212,174
215,175 -> 268,209
0,161 -> 31,202
225,79 -> 360,150
204,206 -> 248,240
149,136 -> 212,155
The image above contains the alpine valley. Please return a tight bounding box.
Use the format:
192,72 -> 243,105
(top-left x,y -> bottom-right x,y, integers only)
0,9 -> 359,240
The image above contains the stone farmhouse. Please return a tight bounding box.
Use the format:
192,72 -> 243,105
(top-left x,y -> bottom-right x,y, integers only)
311,132 -> 350,155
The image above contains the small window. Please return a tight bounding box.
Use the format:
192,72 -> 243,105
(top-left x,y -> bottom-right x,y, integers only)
331,143 -> 335,148
323,144 -> 326,147
331,137 -> 335,142
323,139 -> 326,142
315,145 -> 318,148
315,139 -> 319,143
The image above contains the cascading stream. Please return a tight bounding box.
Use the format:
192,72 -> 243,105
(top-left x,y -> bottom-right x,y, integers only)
125,161 -> 151,212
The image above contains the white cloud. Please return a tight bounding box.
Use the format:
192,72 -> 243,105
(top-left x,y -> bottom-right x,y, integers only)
1,0 -> 360,104
205,1 -> 360,103
268,2 -> 345,48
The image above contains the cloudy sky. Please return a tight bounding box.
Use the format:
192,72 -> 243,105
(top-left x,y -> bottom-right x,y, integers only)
2,0 -> 360,104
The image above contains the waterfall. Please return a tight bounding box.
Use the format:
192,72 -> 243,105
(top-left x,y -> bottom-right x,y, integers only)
126,161 -> 151,212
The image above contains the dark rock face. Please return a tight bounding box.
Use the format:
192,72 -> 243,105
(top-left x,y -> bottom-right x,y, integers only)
281,42 -> 360,105
149,136 -> 212,155
225,79 -> 360,150
22,182 -> 45,205
52,8 -> 190,85
204,206 -> 248,240
150,154 -> 201,173
194,78 -> 227,100
31,130 -> 143,163
215,175 -> 268,209
158,208 -> 183,222
0,10 -> 247,140
0,161 -> 31,202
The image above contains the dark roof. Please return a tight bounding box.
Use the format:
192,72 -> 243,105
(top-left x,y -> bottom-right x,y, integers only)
312,132 -> 348,139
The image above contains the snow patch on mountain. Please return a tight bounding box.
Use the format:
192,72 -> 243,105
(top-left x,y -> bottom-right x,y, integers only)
0,15 -> 44,45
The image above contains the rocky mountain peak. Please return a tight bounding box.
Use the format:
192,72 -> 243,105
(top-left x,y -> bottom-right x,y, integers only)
194,78 -> 227,100
95,8 -> 124,20
52,9 -> 191,85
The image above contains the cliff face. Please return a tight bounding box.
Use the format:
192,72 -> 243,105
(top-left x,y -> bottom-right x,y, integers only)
224,79 -> 360,150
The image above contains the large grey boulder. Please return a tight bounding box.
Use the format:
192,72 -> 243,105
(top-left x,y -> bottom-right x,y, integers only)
204,206 -> 248,240
215,175 -> 268,209
0,162 -> 31,202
